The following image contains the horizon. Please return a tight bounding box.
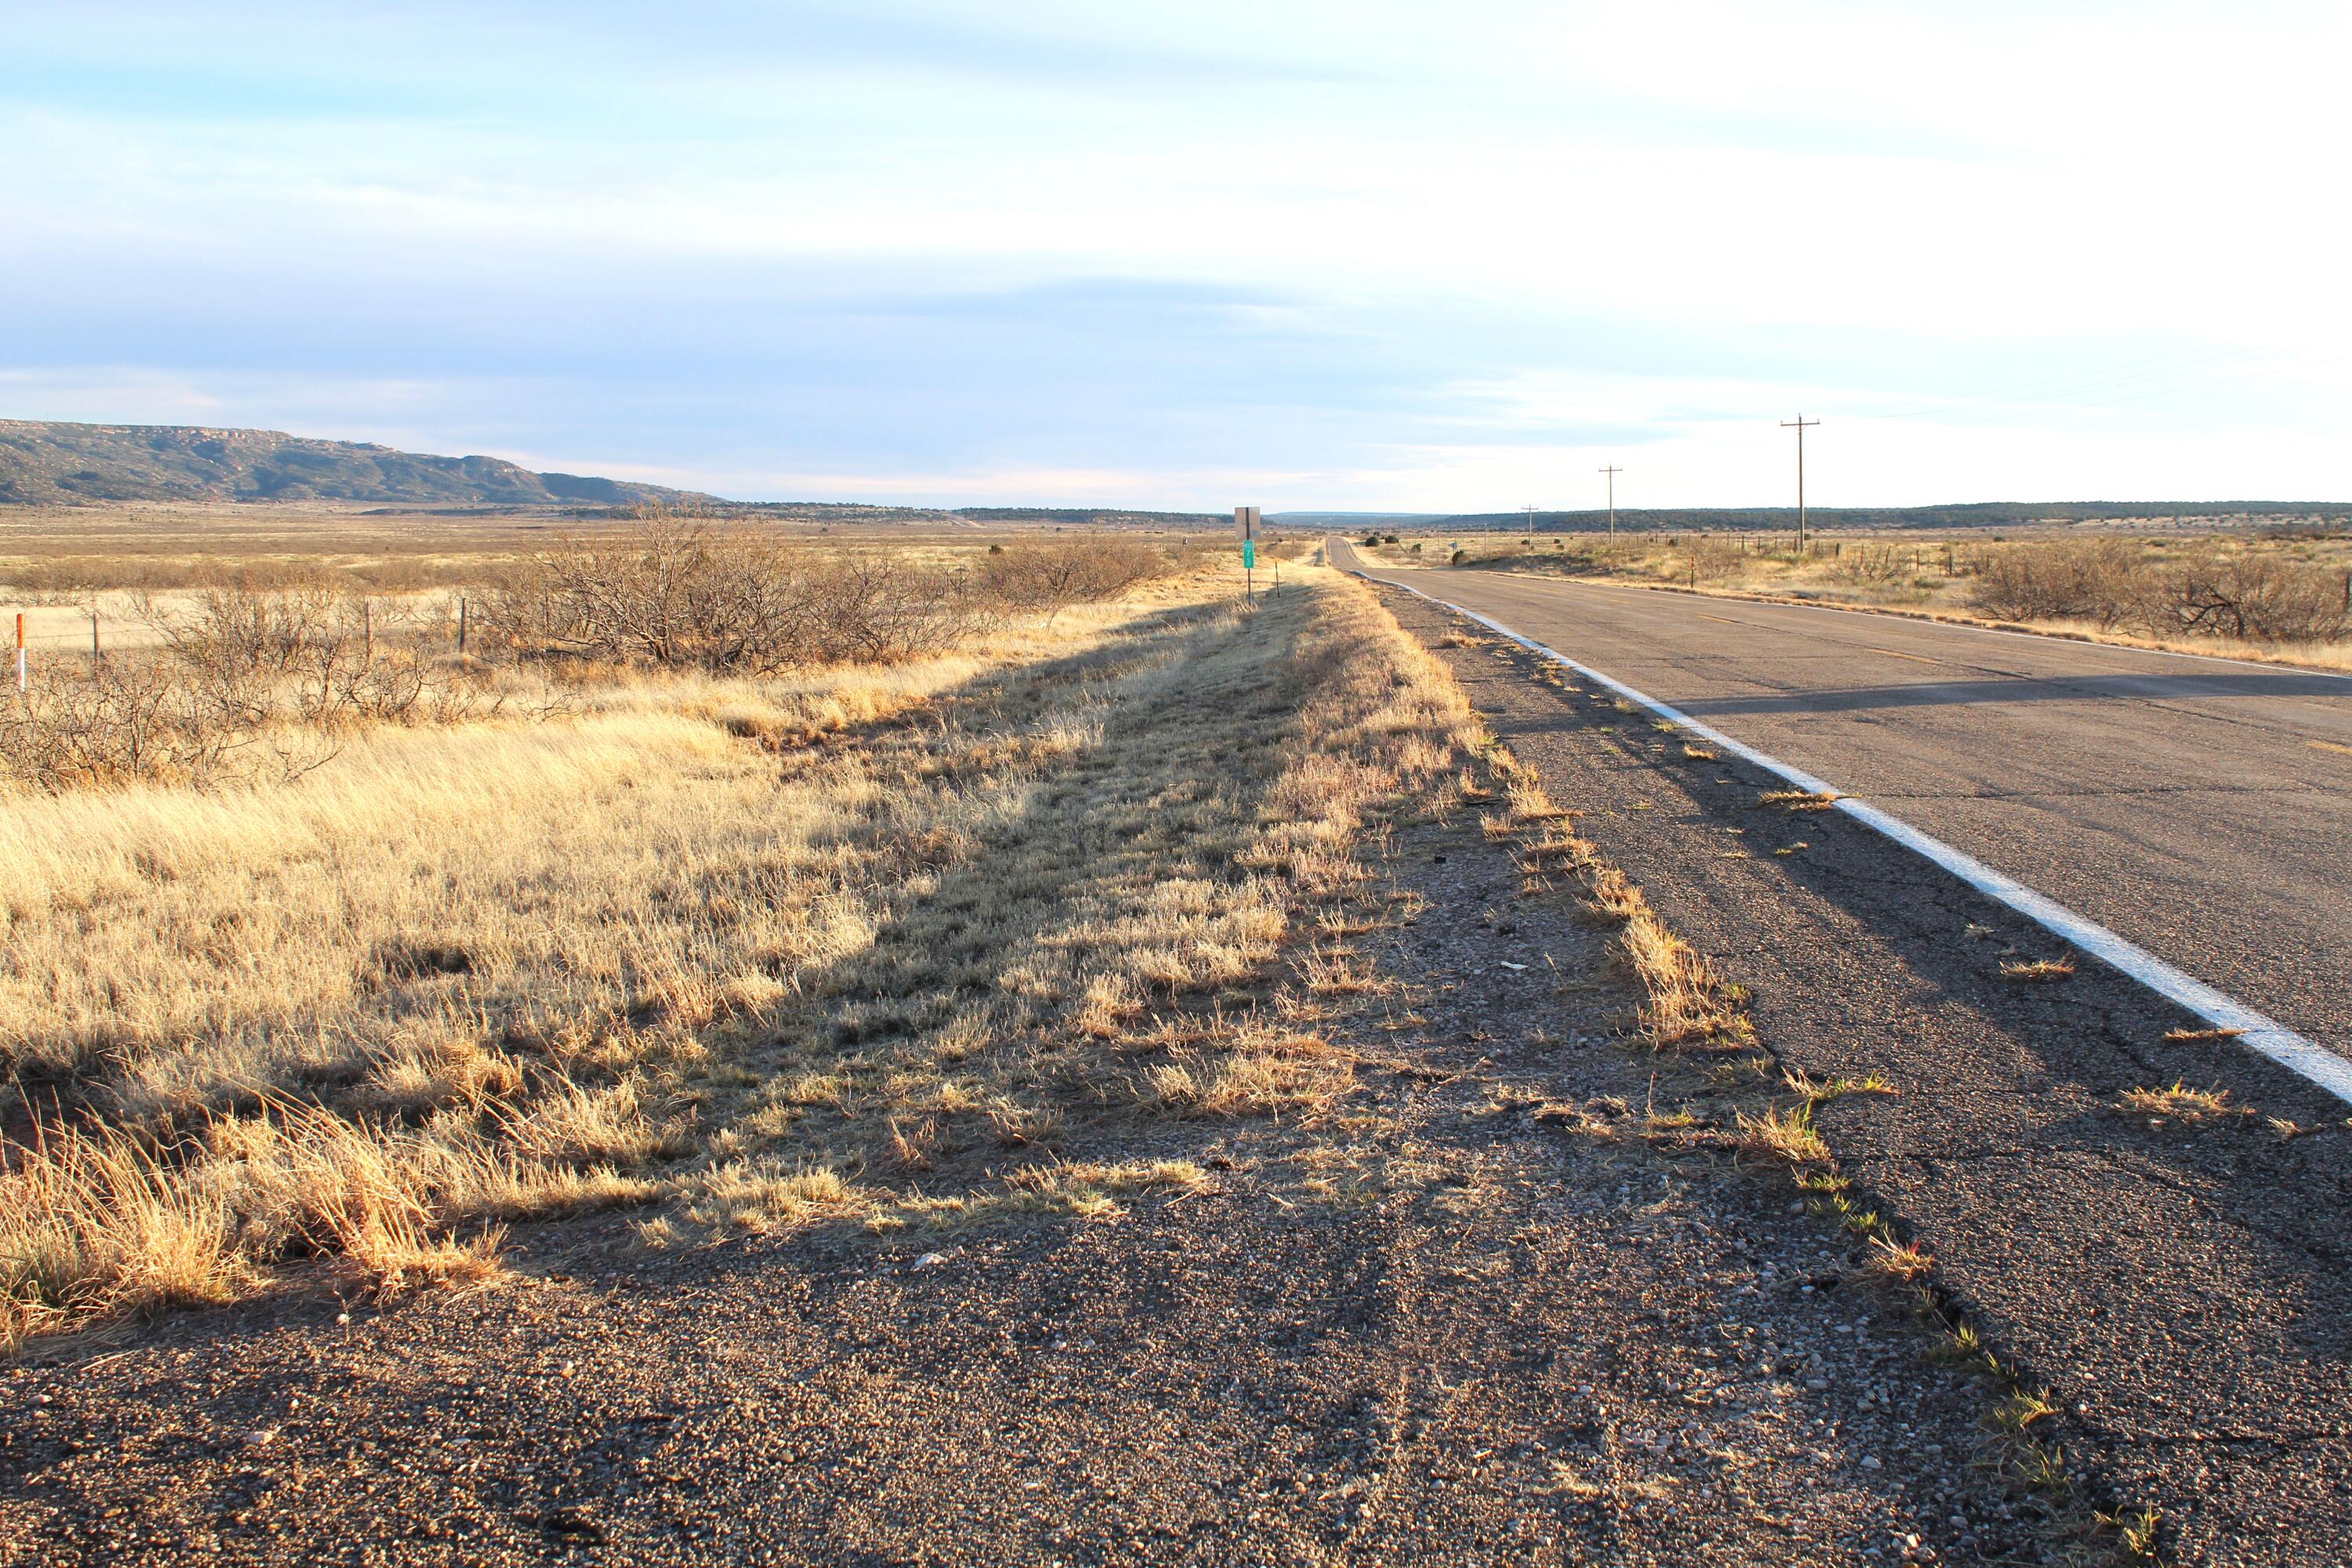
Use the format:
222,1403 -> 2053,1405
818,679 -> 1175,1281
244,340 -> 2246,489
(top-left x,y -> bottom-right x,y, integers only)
9,413 -> 2352,520
7,2 -> 2351,510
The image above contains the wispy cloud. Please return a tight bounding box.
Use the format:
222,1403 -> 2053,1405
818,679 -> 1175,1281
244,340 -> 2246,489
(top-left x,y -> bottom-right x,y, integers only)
3,0 -> 2348,507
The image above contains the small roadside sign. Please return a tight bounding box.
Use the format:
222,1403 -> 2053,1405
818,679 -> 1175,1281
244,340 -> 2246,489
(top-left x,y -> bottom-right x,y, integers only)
1236,506 -> 1262,605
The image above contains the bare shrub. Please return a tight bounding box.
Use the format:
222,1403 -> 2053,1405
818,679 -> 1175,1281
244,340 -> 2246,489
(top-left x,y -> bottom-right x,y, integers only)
1685,537 -> 1746,584
0,659 -> 240,789
976,537 -> 1166,625
1973,539 -> 2350,644
1,586 -> 488,792
1969,539 -> 2147,627
483,520 -> 980,673
1828,543 -> 1918,586
2143,550 -> 2351,642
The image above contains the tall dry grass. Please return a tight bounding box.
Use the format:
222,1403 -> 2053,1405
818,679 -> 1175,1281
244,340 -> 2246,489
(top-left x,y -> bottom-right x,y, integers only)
2,559 -> 1479,1350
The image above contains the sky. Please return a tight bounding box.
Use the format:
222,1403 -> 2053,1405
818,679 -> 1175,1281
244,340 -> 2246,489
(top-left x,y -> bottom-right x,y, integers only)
5,0 -> 2350,510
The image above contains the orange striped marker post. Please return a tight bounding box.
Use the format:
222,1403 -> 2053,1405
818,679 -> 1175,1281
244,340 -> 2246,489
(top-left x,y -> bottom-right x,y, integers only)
15,612 -> 24,694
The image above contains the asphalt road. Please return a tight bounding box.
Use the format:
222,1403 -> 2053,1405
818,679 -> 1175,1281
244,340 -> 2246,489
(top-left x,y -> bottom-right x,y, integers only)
1331,539 -> 2352,1073
1364,572 -> 2352,1563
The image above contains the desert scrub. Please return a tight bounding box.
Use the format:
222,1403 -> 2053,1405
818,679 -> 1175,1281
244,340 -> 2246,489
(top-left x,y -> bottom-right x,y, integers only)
2,561 -> 1477,1348
1428,529 -> 2352,667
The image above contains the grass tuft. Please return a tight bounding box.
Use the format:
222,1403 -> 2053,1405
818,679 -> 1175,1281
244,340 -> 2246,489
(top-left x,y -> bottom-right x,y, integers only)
1735,1102 -> 1830,1165
2118,1080 -> 2243,1120
1759,788 -> 1838,811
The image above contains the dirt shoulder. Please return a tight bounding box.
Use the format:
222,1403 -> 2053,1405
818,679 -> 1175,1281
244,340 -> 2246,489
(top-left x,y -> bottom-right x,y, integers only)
1368,583 -> 2352,1567
3,585 -> 2038,1566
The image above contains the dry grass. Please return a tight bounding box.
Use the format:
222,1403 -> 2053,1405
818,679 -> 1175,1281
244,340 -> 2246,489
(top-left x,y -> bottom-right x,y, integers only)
1474,723 -> 1750,1053
1784,1069 -> 1897,1105
2118,1081 -> 2244,1120
2000,956 -> 2078,982
1618,917 -> 1755,1051
1866,1234 -> 1936,1283
1734,1102 -> 1830,1165
1758,788 -> 1839,812
2,557 -> 1481,1349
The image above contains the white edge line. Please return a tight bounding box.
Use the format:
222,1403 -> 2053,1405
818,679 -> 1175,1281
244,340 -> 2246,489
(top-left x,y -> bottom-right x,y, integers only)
1345,553 -> 2352,1108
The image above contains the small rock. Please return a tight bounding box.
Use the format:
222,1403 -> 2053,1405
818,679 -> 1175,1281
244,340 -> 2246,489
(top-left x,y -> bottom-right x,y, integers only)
1860,1455 -> 1881,1469
915,1252 -> 947,1270
241,1428 -> 279,1450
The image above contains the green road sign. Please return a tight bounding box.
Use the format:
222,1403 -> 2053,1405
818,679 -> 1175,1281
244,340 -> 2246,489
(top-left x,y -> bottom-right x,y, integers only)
1243,540 -> 1256,569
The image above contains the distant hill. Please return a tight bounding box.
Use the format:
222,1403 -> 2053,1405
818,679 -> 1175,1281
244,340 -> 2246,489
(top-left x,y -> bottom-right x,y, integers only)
0,419 -> 719,508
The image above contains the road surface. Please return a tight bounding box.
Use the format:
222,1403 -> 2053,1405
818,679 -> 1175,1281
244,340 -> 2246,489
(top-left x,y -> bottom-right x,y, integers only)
1357,562 -> 2352,1563
1332,539 -> 2352,1070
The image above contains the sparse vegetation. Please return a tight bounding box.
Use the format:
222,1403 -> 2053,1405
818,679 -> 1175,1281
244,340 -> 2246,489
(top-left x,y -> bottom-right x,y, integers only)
2,541 -> 1481,1351
1759,788 -> 1839,812
2119,1081 -> 2245,1120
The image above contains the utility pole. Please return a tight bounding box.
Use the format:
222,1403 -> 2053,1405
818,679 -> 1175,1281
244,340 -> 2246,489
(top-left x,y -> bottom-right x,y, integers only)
1780,416 -> 1820,555
1598,466 -> 1623,536
1525,503 -> 1536,535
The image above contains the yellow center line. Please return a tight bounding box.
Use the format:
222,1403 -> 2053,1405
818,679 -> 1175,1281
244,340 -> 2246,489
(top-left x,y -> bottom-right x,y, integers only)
1693,613 -> 1744,626
2312,739 -> 2352,757
1865,646 -> 1946,666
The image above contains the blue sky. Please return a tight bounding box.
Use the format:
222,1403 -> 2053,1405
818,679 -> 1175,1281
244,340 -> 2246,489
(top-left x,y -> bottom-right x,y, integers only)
5,1 -> 2350,508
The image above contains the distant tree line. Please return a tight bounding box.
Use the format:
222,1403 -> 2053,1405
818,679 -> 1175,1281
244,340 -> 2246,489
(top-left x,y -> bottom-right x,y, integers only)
1417,503 -> 2352,534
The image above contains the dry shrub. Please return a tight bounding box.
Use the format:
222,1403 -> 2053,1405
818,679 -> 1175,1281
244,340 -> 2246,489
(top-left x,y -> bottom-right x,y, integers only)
976,538 -> 1166,625
484,519 -> 1000,672
2144,550 -> 2351,641
1828,543 -> 1924,586
1973,539 -> 2351,643
0,659 -> 258,790
1,584 -> 487,792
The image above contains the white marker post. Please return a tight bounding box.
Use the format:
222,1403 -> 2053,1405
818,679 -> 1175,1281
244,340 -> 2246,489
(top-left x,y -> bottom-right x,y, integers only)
15,612 -> 24,695
1236,506 -> 1261,606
